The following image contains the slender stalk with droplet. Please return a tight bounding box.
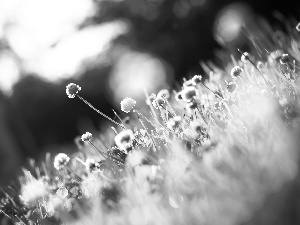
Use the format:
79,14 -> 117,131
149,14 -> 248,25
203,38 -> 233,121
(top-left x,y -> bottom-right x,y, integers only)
87,140 -> 124,165
77,95 -> 126,129
66,167 -> 82,182
200,83 -> 234,118
200,83 -> 223,100
134,109 -> 158,152
88,140 -> 108,159
144,89 -> 160,122
238,49 -> 268,84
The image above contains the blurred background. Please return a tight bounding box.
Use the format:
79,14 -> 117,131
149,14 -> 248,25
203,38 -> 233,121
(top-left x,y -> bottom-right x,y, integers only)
0,0 -> 299,186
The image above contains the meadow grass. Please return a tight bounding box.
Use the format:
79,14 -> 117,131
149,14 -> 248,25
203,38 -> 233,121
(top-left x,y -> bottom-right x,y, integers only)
1,22 -> 300,225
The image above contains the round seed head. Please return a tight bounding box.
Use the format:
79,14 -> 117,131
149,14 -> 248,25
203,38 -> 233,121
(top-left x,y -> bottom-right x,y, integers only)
241,52 -> 250,63
175,92 -> 183,101
280,54 -> 289,64
156,97 -> 165,106
183,79 -> 194,87
186,101 -> 198,112
226,82 -> 236,93
152,97 -> 165,109
54,153 -> 70,170
81,132 -> 92,142
192,75 -> 202,84
85,159 -> 101,173
157,89 -> 170,99
114,129 -> 135,154
181,86 -> 197,102
66,83 -> 81,98
231,66 -> 243,78
257,61 -> 264,70
268,50 -> 284,65
146,93 -> 156,106
120,97 -> 136,113
167,116 -> 182,130
190,120 -> 205,134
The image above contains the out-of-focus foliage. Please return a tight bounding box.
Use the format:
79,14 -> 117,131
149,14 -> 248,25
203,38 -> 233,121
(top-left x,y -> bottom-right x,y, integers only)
84,0 -> 300,78
88,0 -> 219,77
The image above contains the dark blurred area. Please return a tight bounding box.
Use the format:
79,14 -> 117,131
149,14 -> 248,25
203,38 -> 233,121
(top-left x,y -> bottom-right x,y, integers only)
0,0 -> 299,184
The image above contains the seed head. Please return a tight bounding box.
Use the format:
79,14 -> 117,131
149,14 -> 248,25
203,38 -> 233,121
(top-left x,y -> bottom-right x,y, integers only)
81,132 -> 92,142
241,52 -> 250,63
192,75 -> 202,85
167,116 -> 182,130
175,92 -> 183,101
190,120 -> 205,135
231,66 -> 243,78
120,97 -> 136,113
152,97 -> 165,109
54,153 -> 70,170
186,101 -> 198,113
114,129 -> 135,154
85,159 -> 101,173
280,54 -> 289,64
296,22 -> 300,32
157,89 -> 170,99
181,86 -> 197,102
268,50 -> 284,65
156,97 -> 165,106
183,79 -> 194,87
257,61 -> 264,71
146,93 -> 156,106
66,83 -> 81,98
226,81 -> 236,93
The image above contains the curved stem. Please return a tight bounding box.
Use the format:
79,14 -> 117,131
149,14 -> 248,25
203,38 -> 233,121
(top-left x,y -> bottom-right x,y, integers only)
77,95 -> 126,129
